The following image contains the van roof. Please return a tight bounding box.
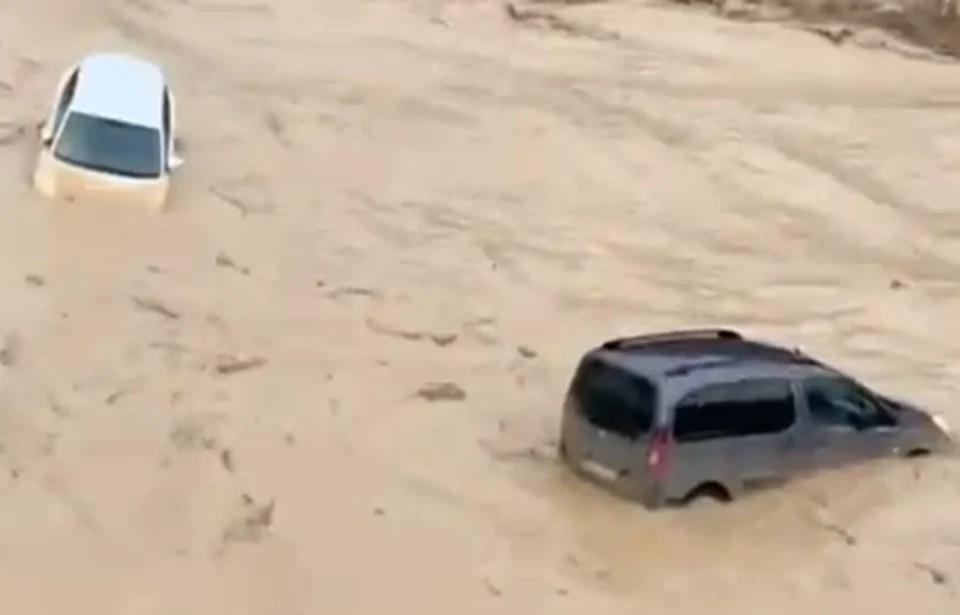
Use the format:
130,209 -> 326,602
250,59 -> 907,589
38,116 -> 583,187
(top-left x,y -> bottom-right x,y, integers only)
595,328 -> 833,382
70,52 -> 165,129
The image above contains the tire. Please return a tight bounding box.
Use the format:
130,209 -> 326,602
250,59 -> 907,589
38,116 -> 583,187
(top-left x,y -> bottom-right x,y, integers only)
682,482 -> 732,508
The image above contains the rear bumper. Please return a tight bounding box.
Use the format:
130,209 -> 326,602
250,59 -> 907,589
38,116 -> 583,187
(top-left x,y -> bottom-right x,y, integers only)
561,453 -> 666,509
559,415 -> 665,509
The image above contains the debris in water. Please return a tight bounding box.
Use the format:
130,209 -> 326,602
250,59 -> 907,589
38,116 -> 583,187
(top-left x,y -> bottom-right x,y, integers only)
810,514 -> 857,546
415,381 -> 467,402
220,448 -> 235,472
132,296 -> 181,320
215,252 -> 250,274
517,345 -> 537,358
482,577 -> 502,596
223,494 -> 275,544
914,562 -> 949,586
213,355 -> 267,376
365,318 -> 456,346
0,333 -> 19,367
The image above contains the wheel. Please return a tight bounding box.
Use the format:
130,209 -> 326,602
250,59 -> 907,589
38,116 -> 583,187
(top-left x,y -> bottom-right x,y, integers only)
682,482 -> 732,508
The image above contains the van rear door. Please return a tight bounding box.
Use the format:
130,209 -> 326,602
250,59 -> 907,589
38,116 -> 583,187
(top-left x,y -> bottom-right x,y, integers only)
563,356 -> 660,500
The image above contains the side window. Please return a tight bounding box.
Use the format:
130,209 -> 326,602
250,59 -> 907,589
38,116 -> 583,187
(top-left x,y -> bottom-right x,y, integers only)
672,378 -> 796,443
53,69 -> 80,134
803,377 -> 895,430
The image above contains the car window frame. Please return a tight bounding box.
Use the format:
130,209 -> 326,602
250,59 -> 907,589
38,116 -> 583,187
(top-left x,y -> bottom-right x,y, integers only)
670,376 -> 798,444
47,66 -> 80,145
162,86 -> 174,165
571,356 -> 660,441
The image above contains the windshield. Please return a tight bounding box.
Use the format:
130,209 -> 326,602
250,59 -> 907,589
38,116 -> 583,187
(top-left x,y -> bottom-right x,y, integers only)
54,112 -> 162,179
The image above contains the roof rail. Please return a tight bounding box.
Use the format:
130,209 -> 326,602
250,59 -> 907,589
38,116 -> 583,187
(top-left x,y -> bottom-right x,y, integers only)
601,328 -> 743,351
790,346 -> 825,366
665,350 -> 819,377
665,357 -> 741,377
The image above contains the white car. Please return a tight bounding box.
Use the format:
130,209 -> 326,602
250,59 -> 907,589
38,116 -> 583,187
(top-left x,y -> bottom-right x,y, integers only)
33,52 -> 184,211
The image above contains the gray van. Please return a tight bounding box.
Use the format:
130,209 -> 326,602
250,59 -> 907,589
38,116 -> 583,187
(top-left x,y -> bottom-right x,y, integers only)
558,328 -> 956,509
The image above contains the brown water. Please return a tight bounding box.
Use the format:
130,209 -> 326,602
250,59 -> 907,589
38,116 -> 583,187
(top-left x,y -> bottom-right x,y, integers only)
1,1 -> 959,613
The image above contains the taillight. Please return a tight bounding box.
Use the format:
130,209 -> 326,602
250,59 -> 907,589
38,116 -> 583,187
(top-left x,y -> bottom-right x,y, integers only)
646,428 -> 671,480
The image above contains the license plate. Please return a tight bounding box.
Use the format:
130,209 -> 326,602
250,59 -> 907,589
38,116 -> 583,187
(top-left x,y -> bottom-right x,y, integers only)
581,459 -> 620,482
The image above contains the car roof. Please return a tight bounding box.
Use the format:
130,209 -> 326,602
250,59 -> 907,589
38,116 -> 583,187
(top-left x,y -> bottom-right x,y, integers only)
594,328 -> 837,387
70,52 -> 165,129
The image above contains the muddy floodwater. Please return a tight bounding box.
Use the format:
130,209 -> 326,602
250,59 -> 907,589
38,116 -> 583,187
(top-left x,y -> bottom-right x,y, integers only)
1,1 -> 959,614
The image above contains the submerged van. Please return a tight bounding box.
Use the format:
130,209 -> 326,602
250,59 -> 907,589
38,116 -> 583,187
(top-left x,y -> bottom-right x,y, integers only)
559,328 -> 956,509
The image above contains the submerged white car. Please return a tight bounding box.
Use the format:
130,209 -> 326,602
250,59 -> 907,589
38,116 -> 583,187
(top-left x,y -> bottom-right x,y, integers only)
33,52 -> 184,211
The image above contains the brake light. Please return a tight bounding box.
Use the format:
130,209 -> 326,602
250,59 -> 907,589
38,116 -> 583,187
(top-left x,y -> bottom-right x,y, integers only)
647,428 -> 671,480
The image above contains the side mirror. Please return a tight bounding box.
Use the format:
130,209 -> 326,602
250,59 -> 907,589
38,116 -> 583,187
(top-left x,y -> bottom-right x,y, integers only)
38,122 -> 53,148
168,153 -> 184,172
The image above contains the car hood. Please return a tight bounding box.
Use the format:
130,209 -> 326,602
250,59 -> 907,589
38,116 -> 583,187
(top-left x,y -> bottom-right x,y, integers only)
879,394 -> 957,449
880,395 -> 933,427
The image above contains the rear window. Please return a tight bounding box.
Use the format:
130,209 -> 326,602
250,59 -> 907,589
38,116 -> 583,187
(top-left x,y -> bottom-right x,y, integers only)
570,356 -> 658,439
672,378 -> 796,442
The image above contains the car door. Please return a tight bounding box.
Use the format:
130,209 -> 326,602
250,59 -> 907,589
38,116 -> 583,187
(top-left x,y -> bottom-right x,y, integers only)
669,377 -> 801,495
798,375 -> 901,470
